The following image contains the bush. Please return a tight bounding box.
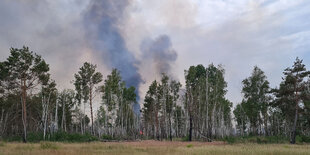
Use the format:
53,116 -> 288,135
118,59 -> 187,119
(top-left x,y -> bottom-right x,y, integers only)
301,135 -> 310,143
224,136 -> 236,144
3,132 -> 99,143
28,132 -> 44,142
296,135 -> 310,143
265,136 -> 287,143
50,132 -> 98,142
0,141 -> 6,147
182,135 -> 189,141
186,144 -> 193,148
40,142 -> 58,150
101,134 -> 113,141
3,135 -> 22,142
223,136 -> 288,144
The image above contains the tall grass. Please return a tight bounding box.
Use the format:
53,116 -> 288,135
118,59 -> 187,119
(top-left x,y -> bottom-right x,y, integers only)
0,142 -> 309,155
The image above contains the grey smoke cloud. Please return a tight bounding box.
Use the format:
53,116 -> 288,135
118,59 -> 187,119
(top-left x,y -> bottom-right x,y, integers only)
0,0 -> 93,90
0,0 -> 309,111
83,0 -> 143,91
140,35 -> 177,77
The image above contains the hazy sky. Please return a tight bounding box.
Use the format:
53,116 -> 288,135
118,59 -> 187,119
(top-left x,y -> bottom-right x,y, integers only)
1,0 -> 310,112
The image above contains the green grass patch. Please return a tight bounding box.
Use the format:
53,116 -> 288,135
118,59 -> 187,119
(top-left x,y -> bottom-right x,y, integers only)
0,141 -> 6,147
40,142 -> 58,150
186,144 -> 193,148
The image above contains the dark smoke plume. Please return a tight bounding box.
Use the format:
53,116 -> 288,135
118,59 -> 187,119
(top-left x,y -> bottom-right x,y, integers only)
141,35 -> 177,76
83,0 -> 142,90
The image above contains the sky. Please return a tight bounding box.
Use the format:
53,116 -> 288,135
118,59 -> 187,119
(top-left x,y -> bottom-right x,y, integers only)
0,0 -> 310,113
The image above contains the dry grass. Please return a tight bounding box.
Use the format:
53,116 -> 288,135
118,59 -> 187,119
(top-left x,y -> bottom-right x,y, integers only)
0,140 -> 309,155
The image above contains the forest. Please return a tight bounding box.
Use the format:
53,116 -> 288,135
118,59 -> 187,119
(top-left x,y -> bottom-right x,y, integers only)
0,46 -> 310,145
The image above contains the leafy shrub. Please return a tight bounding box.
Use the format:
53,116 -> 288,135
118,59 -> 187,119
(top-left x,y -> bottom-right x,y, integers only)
296,135 -> 302,143
40,142 -> 58,150
223,136 -> 288,144
256,137 -> 268,144
296,135 -> 310,143
3,135 -> 22,142
265,136 -> 288,143
300,135 -> 310,143
224,136 -> 236,144
186,144 -> 193,148
182,135 -> 189,141
28,132 -> 44,142
50,132 -> 98,142
101,134 -> 113,140
4,132 -> 98,142
0,141 -> 5,147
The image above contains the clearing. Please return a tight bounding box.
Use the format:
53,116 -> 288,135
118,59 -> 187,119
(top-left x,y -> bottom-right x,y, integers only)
0,140 -> 309,155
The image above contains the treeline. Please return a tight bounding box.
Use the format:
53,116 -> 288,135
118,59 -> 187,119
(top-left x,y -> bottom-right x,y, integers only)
0,47 -> 139,142
0,47 -> 310,144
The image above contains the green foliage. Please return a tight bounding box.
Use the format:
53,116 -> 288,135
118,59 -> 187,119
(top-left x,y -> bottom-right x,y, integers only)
186,144 -> 193,148
273,58 -> 310,144
224,136 -> 236,144
296,135 -> 310,143
28,132 -> 44,142
184,64 -> 231,141
49,132 -> 98,142
4,132 -> 98,143
223,136 -> 289,144
74,62 -> 103,133
74,62 -> 103,104
0,141 -> 6,147
40,142 -> 58,150
142,73 -> 183,140
1,46 -> 51,142
99,68 -> 138,137
240,66 -> 270,135
101,134 -> 114,140
182,135 -> 190,141
3,135 -> 23,142
101,69 -> 123,111
233,104 -> 247,134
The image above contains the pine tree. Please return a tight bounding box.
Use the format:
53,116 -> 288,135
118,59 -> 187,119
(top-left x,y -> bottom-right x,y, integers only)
0,46 -> 50,142
74,62 -> 103,134
274,58 -> 310,144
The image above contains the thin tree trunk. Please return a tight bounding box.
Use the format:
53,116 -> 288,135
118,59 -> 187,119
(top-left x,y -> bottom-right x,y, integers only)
90,86 -> 94,135
55,96 -> 58,132
188,90 -> 193,141
291,78 -> 300,144
291,103 -> 298,144
21,79 -> 27,143
189,115 -> 193,141
169,114 -> 172,141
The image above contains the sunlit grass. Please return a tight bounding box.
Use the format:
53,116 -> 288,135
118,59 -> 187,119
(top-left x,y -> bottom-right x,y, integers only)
0,141 -> 309,155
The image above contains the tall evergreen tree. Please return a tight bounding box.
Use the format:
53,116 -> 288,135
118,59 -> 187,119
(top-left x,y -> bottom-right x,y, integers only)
74,62 -> 103,134
274,58 -> 310,144
0,46 -> 50,142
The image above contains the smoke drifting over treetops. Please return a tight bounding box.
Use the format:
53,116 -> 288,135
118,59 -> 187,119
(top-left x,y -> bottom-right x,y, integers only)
1,0 -> 309,109
83,0 -> 178,100
83,0 -> 142,90
141,35 -> 178,78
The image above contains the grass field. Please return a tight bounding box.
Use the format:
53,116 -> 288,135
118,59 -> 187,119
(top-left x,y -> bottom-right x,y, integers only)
0,140 -> 309,155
